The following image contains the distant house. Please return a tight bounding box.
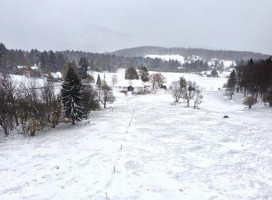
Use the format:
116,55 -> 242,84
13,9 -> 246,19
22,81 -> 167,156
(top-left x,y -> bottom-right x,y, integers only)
114,79 -> 151,93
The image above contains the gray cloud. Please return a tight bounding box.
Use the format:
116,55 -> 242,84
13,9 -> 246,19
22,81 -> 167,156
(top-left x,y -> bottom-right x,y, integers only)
0,0 -> 271,54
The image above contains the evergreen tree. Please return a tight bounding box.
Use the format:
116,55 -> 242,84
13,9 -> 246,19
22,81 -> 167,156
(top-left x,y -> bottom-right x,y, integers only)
96,74 -> 101,87
0,43 -> 8,73
211,69 -> 218,77
226,70 -> 236,99
125,66 -> 139,80
40,51 -> 48,72
61,64 -> 86,125
28,49 -> 40,66
48,51 -> 57,72
56,53 -> 67,69
79,57 -> 88,79
139,66 -> 149,82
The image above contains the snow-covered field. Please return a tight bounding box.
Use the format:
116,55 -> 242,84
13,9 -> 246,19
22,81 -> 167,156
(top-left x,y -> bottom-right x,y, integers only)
93,69 -> 227,91
1,72 -> 272,200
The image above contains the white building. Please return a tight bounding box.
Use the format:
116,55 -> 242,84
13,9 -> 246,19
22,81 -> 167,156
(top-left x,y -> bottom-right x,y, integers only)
114,79 -> 151,93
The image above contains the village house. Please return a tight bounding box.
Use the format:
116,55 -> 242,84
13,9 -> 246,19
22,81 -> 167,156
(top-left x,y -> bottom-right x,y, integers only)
114,79 -> 151,93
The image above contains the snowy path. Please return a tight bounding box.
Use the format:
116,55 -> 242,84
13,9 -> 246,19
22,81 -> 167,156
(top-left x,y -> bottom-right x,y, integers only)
1,91 -> 272,199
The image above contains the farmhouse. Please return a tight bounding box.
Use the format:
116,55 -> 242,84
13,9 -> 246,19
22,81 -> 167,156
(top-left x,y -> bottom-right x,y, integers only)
114,79 -> 151,93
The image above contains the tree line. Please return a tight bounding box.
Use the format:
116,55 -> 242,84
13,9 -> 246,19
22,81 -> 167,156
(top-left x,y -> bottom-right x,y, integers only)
225,57 -> 272,108
0,43 -> 182,76
112,46 -> 269,61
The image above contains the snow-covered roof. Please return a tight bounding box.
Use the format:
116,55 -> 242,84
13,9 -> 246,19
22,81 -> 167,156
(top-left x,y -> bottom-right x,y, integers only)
17,65 -> 28,69
115,79 -> 149,88
51,72 -> 62,79
31,65 -> 39,70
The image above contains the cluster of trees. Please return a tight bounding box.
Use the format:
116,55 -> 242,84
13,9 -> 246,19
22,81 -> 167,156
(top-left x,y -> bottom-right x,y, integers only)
62,50 -> 182,72
124,66 -> 166,90
0,77 -> 63,136
225,57 -> 272,108
149,73 -> 166,89
0,43 -> 69,75
0,62 -> 117,137
170,77 -> 202,108
125,66 -> 150,82
0,43 -> 184,76
125,67 -> 139,80
183,60 -> 209,71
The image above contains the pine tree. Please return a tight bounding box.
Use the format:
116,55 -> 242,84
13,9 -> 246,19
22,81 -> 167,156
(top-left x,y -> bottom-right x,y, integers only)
139,66 -> 149,82
226,70 -> 236,99
125,67 -> 139,80
61,64 -> 86,125
29,49 -> 40,66
79,57 -> 88,79
0,43 -> 8,73
96,74 -> 101,87
211,69 -> 218,77
40,51 -> 49,72
48,51 -> 57,72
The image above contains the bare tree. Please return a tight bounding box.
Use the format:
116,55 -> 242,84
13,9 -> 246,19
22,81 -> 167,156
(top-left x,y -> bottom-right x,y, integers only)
111,74 -> 118,85
171,81 -> 182,102
41,81 -> 61,128
0,77 -> 14,136
182,81 -> 200,107
23,80 -> 46,136
149,73 -> 166,89
193,90 -> 203,109
170,77 -> 186,102
98,84 -> 115,108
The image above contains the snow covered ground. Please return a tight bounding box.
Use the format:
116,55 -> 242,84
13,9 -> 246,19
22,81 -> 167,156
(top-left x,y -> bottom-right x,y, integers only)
1,73 -> 272,200
92,68 -> 226,91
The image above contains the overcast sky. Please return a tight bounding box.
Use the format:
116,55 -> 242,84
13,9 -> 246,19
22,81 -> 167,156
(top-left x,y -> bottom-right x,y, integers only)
0,0 -> 271,54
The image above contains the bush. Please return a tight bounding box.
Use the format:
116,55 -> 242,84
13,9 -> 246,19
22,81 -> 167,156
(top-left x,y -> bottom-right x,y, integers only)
211,69 -> 218,77
262,90 -> 272,107
243,96 -> 257,109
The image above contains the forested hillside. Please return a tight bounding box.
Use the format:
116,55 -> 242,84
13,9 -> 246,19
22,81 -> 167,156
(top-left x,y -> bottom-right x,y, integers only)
0,43 -> 182,74
112,46 -> 269,61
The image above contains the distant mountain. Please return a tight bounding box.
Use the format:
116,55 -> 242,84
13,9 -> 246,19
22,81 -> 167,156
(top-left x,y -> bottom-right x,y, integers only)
2,25 -> 139,53
112,46 -> 270,61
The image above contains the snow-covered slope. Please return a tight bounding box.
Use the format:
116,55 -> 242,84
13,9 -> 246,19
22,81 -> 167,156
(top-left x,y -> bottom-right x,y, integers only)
1,72 -> 272,199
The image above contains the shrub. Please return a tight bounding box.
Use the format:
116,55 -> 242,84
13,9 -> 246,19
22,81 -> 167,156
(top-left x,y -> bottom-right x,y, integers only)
243,96 -> 257,109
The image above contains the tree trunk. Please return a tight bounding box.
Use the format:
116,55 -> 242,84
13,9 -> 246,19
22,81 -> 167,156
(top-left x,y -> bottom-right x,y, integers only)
255,90 -> 258,100
72,118 -> 75,125
269,102 -> 272,107
30,131 -> 35,136
14,115 -> 19,127
3,126 -> 9,137
249,105 -> 252,109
